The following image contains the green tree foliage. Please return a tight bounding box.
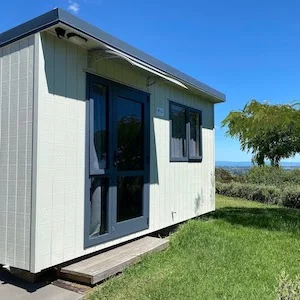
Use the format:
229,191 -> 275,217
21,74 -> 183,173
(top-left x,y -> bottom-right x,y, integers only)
222,100 -> 300,167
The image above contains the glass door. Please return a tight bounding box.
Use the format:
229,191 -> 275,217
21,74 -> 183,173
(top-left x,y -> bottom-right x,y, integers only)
85,75 -> 150,248
111,87 -> 150,236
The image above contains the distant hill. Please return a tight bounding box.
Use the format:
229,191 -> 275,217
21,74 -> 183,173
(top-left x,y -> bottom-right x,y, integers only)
216,161 -> 300,168
216,161 -> 252,167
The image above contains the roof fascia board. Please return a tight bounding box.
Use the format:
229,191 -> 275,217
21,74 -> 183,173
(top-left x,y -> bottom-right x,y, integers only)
0,9 -> 59,48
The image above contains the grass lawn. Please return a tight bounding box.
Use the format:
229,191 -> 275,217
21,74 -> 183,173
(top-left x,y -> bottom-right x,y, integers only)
86,195 -> 300,300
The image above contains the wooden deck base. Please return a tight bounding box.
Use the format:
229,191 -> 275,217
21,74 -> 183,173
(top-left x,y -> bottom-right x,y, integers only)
59,236 -> 169,285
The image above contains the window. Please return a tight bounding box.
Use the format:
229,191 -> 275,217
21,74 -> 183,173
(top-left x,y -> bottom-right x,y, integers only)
170,102 -> 202,162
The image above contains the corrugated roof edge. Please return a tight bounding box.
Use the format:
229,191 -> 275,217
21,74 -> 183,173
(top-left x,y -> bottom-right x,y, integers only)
0,8 -> 225,102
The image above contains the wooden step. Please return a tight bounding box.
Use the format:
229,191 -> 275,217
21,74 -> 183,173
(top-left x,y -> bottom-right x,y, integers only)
59,236 -> 169,285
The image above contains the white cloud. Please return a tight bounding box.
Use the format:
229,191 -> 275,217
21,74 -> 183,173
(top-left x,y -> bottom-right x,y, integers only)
68,1 -> 80,14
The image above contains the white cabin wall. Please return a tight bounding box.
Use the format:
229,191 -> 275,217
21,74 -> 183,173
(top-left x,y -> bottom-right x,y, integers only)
34,32 -> 87,272
0,36 -> 34,270
34,31 -> 215,272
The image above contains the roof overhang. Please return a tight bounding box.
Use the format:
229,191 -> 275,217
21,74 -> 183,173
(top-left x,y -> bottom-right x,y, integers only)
0,8 -> 226,103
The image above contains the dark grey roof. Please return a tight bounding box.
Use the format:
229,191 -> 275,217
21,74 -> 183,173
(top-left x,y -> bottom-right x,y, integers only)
0,8 -> 225,102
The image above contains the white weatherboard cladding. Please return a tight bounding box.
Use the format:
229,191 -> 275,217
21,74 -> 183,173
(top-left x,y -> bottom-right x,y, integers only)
0,36 -> 34,270
33,31 -> 215,272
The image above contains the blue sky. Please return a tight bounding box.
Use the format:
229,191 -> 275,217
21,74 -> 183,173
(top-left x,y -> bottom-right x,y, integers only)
1,0 -> 300,162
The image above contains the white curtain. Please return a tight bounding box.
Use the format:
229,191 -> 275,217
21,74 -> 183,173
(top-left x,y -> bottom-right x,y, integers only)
171,137 -> 185,157
189,138 -> 196,157
89,185 -> 101,238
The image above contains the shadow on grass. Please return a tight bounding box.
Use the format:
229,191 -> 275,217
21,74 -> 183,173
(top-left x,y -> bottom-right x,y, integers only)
209,206 -> 300,235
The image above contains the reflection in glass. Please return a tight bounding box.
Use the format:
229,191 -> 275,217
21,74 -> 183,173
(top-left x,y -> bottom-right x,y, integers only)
117,176 -> 143,222
91,84 -> 107,171
89,177 -> 108,238
170,104 -> 186,158
116,97 -> 143,171
189,111 -> 200,157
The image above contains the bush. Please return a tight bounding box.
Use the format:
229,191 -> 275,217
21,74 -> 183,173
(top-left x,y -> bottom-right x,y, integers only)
286,169 -> 300,185
245,166 -> 288,186
282,186 -> 300,209
277,271 -> 300,299
216,182 -> 281,205
245,166 -> 300,186
215,168 -> 237,183
216,181 -> 300,208
215,166 -> 300,208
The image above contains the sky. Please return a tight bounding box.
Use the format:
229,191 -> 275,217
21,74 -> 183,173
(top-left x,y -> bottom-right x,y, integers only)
1,0 -> 300,162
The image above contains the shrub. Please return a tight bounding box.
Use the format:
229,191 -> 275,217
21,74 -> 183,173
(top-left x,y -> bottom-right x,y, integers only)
245,166 -> 300,187
216,181 -> 300,208
215,182 -> 281,205
277,271 -> 300,299
245,166 -> 288,186
282,186 -> 300,209
215,168 -> 236,183
286,169 -> 300,185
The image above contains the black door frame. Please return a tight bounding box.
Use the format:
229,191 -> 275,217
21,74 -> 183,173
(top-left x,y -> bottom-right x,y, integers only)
84,74 -> 150,248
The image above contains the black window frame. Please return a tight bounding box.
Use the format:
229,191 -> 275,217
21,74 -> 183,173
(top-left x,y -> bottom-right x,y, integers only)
169,101 -> 203,162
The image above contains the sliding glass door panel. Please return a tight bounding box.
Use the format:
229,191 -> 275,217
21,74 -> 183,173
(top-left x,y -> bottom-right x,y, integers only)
85,75 -> 150,248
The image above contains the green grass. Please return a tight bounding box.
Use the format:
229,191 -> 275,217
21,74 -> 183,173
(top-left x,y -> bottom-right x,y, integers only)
86,195 -> 300,300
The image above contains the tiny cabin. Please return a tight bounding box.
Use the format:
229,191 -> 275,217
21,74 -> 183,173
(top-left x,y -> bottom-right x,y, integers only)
0,9 -> 225,274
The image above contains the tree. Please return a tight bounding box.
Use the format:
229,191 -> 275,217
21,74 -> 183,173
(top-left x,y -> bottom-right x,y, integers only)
222,100 -> 300,167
